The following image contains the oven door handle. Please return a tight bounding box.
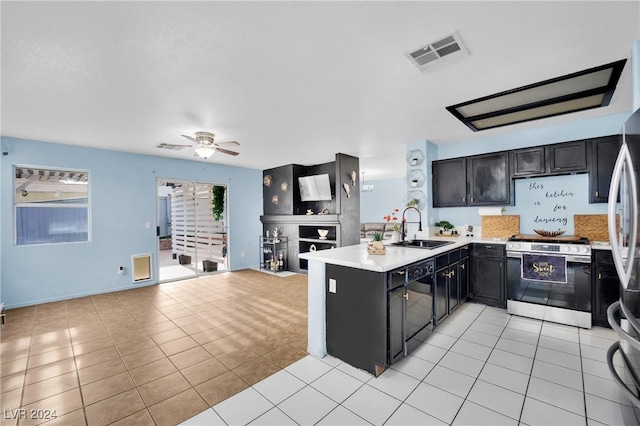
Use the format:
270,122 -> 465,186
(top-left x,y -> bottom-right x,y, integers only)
608,142 -> 638,291
606,341 -> 640,409
506,251 -> 590,263
607,301 -> 640,352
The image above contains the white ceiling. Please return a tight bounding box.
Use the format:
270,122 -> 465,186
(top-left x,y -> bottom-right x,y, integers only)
2,1 -> 639,179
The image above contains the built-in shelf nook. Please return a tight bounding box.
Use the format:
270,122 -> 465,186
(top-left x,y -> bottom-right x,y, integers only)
260,153 -> 360,273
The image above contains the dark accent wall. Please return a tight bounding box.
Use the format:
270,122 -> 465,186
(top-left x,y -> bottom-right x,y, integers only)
261,153 -> 360,273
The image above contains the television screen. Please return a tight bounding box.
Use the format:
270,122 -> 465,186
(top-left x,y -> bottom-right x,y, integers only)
299,174 -> 332,201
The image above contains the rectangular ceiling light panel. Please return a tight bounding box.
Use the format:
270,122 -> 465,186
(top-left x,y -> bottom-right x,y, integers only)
447,59 -> 626,131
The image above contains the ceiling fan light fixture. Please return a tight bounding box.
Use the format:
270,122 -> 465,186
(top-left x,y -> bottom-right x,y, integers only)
195,145 -> 215,159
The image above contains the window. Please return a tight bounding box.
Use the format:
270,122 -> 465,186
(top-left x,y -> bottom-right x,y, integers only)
14,166 -> 90,245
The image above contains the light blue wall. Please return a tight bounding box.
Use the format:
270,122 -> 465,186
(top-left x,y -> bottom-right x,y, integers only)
0,137 -> 262,308
360,177 -> 405,222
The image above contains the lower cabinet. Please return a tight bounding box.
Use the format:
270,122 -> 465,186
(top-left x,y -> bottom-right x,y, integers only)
592,250 -> 620,328
325,264 -> 389,375
471,243 -> 506,308
434,246 -> 470,325
325,247 -> 470,375
459,255 -> 470,301
388,282 -> 405,364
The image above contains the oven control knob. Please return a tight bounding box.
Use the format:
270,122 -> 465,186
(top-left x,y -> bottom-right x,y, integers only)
515,243 -> 521,249
583,247 -> 590,254
574,246 -> 580,253
507,243 -> 512,249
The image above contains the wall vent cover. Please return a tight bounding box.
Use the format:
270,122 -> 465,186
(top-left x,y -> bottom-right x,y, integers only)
406,31 -> 469,72
157,143 -> 186,150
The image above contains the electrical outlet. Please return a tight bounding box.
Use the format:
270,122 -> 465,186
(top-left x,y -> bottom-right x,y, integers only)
118,266 -> 125,275
429,216 -> 435,225
241,251 -> 245,258
145,222 -> 151,229
329,278 -> 337,293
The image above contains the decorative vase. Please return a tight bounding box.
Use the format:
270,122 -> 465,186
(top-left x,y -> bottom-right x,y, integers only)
391,231 -> 401,243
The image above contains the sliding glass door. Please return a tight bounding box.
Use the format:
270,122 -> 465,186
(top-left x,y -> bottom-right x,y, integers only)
157,179 -> 228,282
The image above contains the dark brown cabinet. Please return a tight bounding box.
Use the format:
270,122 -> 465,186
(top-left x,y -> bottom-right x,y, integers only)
432,158 -> 467,207
592,250 -> 620,328
459,245 -> 470,301
325,262 -> 433,376
468,152 -> 510,205
433,153 -> 510,207
434,246 -> 470,322
511,141 -> 588,178
471,244 -> 506,308
511,147 -> 546,177
588,135 -> 621,203
547,141 -> 587,173
388,279 -> 405,364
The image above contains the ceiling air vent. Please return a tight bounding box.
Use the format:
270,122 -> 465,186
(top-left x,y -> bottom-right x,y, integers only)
406,31 -> 469,72
156,143 -> 186,150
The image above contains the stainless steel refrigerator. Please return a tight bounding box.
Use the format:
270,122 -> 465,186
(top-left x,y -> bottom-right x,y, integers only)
607,106 -> 640,420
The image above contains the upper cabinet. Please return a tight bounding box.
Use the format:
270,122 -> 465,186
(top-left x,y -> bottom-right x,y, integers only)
511,147 -> 545,177
432,158 -> 467,207
547,141 -> 587,173
433,152 -> 510,207
467,152 -> 510,205
433,136 -> 618,208
510,140 -> 587,178
588,135 -> 621,203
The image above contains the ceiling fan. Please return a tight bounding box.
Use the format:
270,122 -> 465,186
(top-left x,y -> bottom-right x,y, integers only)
181,131 -> 240,159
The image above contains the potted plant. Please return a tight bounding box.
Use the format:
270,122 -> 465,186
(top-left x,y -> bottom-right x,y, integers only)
435,220 -> 455,235
367,232 -> 386,255
212,186 -> 226,221
406,198 -> 419,208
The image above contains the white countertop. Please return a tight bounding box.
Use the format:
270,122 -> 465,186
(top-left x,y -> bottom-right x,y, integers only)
299,236 -> 506,272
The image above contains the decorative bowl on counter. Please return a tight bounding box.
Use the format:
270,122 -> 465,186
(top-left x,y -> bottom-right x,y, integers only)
317,229 -> 329,240
534,229 -> 565,237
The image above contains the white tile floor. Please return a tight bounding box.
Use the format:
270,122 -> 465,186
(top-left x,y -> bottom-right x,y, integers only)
181,303 -> 640,425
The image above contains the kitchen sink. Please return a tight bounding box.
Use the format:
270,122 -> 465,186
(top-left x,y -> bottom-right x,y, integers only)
391,239 -> 454,249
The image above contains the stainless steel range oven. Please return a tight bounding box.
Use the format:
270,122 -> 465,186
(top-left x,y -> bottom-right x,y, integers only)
506,235 -> 592,328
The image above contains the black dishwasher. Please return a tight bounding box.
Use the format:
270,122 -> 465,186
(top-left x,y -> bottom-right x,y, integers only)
405,259 -> 435,354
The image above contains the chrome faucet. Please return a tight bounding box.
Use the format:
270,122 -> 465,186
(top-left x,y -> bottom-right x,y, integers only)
401,207 -> 423,241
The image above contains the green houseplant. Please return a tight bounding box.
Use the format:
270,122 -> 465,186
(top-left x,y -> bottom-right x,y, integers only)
368,231 -> 386,255
212,186 -> 226,221
435,220 -> 455,235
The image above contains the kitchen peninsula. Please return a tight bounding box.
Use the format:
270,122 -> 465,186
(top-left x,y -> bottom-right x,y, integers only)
300,236 -> 500,375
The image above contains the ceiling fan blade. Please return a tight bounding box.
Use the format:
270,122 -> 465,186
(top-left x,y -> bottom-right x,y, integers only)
181,134 -> 198,143
216,140 -> 240,146
215,147 -> 240,156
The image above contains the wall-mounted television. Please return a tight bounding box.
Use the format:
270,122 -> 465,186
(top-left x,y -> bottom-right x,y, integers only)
298,174 -> 332,201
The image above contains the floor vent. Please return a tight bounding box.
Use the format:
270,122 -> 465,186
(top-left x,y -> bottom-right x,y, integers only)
157,143 -> 186,150
406,31 -> 469,72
